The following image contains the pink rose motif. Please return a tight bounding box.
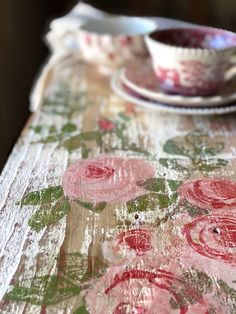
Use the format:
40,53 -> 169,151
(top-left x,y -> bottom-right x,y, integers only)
182,209 -> 236,265
98,118 -> 116,131
102,229 -> 152,264
117,229 -> 151,255
124,103 -> 136,117
62,156 -> 155,203
85,263 -> 223,314
155,67 -> 181,87
178,179 -> 236,211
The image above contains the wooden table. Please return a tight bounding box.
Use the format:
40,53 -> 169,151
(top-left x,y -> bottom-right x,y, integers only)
1,58 -> 236,313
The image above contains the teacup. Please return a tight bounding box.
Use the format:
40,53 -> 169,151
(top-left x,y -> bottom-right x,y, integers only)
145,27 -> 236,96
78,16 -> 157,73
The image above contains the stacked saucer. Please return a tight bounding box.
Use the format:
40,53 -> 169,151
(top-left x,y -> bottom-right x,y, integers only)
111,61 -> 236,115
111,25 -> 236,115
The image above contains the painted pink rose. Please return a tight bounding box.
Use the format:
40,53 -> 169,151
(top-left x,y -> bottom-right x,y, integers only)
178,179 -> 236,210
62,156 -> 155,203
117,229 -> 151,254
85,263 -> 224,314
102,229 -> 152,264
182,209 -> 236,265
98,118 -> 116,131
124,103 -> 136,117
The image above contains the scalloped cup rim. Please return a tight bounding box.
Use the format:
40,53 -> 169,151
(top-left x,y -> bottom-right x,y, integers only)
145,26 -> 236,55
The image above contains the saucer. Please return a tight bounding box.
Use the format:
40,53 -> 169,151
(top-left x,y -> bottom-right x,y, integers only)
121,61 -> 236,107
111,71 -> 236,115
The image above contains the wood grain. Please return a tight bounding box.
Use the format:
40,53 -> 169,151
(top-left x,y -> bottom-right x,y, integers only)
1,59 -> 236,313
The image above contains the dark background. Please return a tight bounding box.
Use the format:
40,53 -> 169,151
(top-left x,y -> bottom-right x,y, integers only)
1,0 -> 236,171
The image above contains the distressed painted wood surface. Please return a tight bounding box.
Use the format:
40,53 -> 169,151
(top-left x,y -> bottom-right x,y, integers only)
1,58 -> 236,313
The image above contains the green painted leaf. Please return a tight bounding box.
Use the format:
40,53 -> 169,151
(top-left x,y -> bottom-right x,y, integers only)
124,144 -> 150,157
62,135 -> 81,151
195,158 -> 228,171
217,279 -> 236,312
32,125 -> 43,133
62,123 -> 77,133
137,178 -> 182,194
43,86 -> 93,116
49,125 -> 57,134
185,130 -> 225,157
79,131 -> 102,142
157,194 -> 170,208
4,275 -> 81,305
28,197 -> 70,231
170,269 -> 213,310
202,143 -> 224,156
127,193 -> 169,213
183,205 -> 209,217
19,192 -> 40,206
114,127 -> 125,140
57,252 -> 89,283
81,144 -> 90,159
62,131 -> 102,151
118,112 -> 131,121
74,305 -> 89,314
75,200 -> 107,213
159,158 -> 188,172
137,178 -> 165,193
185,130 -> 207,147
167,180 -> 182,192
20,186 -> 63,206
39,134 -> 61,143
163,139 -> 193,157
169,192 -> 179,205
42,276 -> 80,305
5,286 -> 42,304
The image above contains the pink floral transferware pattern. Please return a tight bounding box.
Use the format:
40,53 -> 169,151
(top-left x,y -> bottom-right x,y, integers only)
147,27 -> 236,96
155,61 -> 224,96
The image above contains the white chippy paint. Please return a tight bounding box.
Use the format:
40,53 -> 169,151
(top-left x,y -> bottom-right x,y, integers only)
1,58 -> 236,313
80,225 -> 92,256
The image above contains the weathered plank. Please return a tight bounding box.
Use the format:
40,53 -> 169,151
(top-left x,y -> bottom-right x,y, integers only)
1,59 -> 236,313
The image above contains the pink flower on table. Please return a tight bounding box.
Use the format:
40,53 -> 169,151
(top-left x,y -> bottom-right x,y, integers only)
178,178 -> 236,211
85,261 -> 224,314
102,229 -> 152,264
98,118 -> 116,131
117,229 -> 151,255
182,209 -> 236,265
62,156 -> 155,203
124,103 -> 136,117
